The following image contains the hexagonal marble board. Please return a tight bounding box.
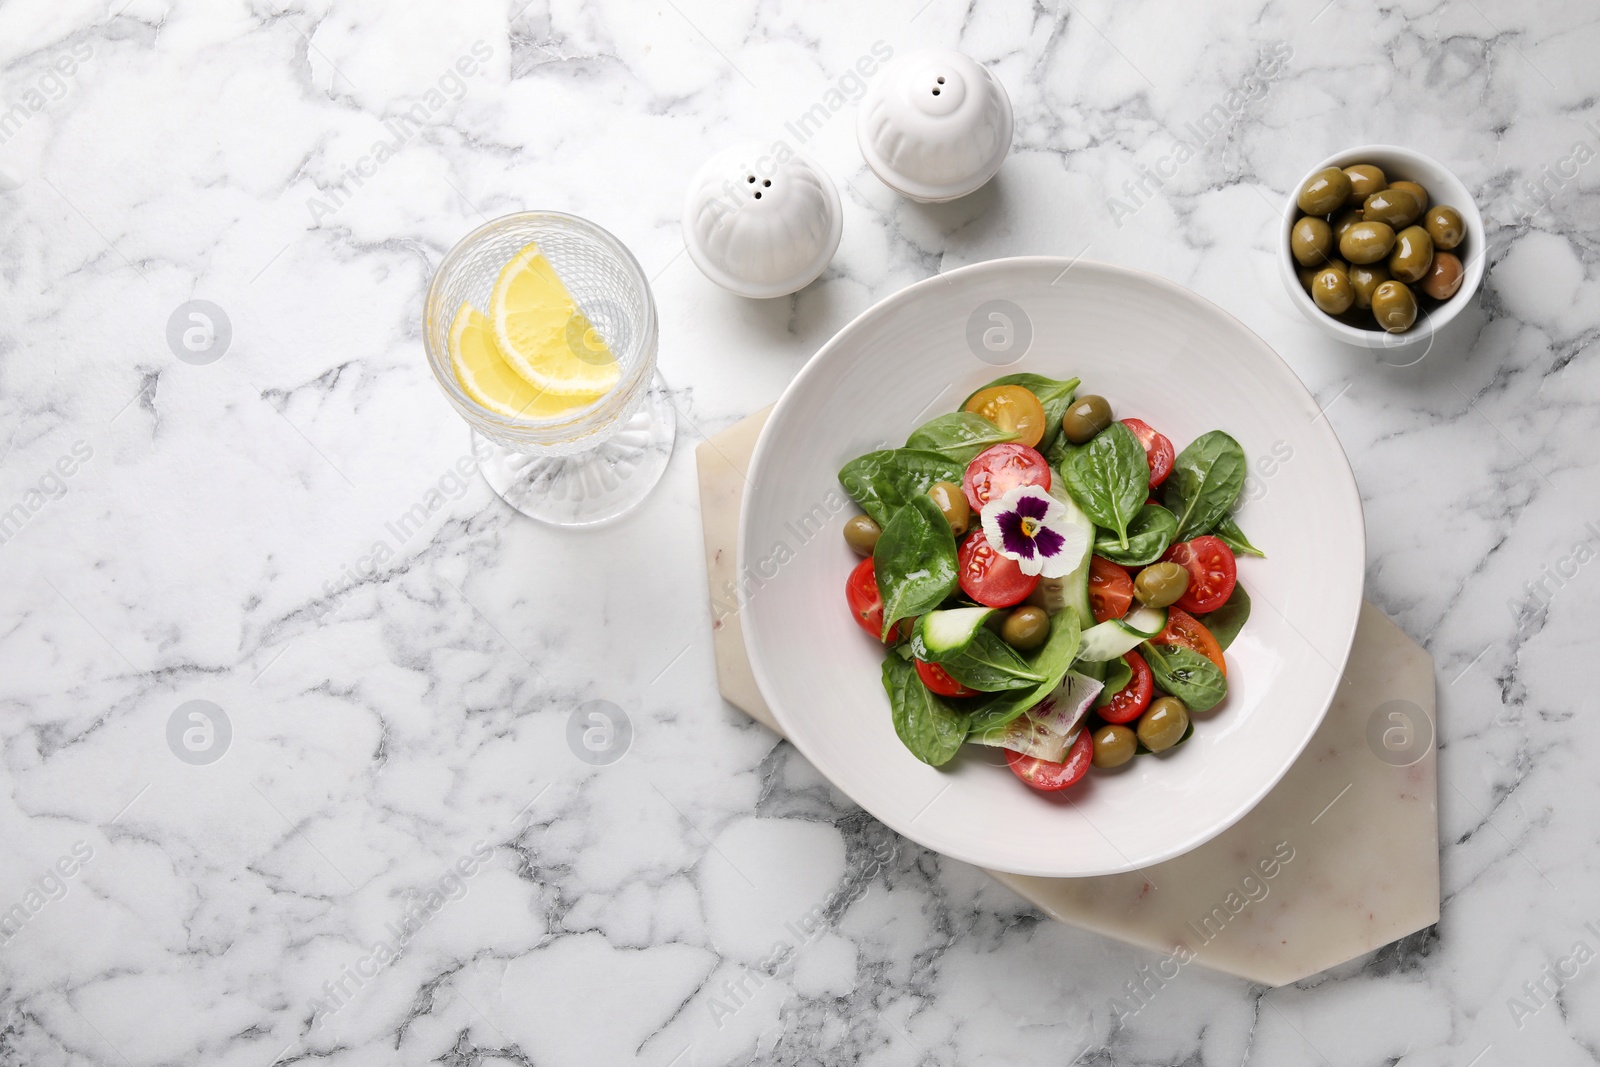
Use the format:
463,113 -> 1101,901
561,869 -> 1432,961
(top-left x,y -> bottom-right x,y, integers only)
697,407 -> 1439,986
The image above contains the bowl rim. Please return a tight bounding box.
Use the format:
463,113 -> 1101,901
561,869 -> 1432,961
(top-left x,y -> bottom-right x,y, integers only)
1278,144 -> 1485,349
740,255 -> 1367,876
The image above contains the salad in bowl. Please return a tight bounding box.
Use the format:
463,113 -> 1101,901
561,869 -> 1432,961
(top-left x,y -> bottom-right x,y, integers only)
840,375 -> 1256,792
738,257 -> 1362,876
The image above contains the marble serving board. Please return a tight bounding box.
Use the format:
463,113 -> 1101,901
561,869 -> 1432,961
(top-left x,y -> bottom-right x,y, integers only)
698,407 -> 1440,987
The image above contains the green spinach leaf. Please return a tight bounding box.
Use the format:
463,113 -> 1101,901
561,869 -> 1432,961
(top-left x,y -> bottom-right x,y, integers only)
1140,642 -> 1228,711
905,411 -> 1019,465
962,374 -> 1079,452
966,610 -> 1082,730
1164,431 -> 1247,541
1060,421 -> 1147,548
1212,513 -> 1265,558
881,654 -> 970,766
931,628 -> 1045,692
839,449 -> 965,527
1093,503 -> 1177,566
1197,584 -> 1250,651
873,494 -> 958,640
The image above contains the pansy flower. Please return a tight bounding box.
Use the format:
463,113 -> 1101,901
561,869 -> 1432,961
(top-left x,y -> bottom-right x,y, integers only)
980,484 -> 1088,578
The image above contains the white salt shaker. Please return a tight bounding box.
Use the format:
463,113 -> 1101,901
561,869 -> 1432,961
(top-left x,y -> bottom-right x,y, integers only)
682,142 -> 843,299
857,49 -> 1014,203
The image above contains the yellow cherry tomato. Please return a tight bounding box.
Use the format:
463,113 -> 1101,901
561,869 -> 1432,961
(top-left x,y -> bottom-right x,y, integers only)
963,385 -> 1046,448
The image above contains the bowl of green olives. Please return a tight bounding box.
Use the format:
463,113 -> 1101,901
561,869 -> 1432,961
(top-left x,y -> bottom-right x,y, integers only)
1280,145 -> 1483,348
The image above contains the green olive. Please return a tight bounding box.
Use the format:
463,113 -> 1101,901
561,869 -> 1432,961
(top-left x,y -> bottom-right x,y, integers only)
1000,606 -> 1050,651
1330,208 -> 1364,246
1338,219 -> 1396,265
1295,264 -> 1319,293
1133,561 -> 1189,609
1388,225 -> 1434,284
1389,180 -> 1429,212
1342,163 -> 1386,207
1421,251 -> 1465,301
1296,167 -> 1352,215
1424,205 -> 1464,251
1291,216 -> 1333,267
843,514 -> 881,556
1348,262 -> 1390,310
928,481 -> 970,536
1311,264 -> 1354,315
1371,280 -> 1417,333
1092,724 -> 1137,769
1062,394 -> 1113,444
1137,697 -> 1190,753
1363,187 -> 1422,228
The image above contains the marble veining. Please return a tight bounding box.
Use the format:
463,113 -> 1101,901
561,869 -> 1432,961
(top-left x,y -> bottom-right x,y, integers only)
1,0 -> 1597,1064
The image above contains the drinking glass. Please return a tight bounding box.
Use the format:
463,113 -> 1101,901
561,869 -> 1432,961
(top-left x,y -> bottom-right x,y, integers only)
423,211 -> 675,526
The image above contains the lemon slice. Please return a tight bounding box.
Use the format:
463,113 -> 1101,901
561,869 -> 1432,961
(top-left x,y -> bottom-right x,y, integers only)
489,243 -> 622,398
449,303 -> 605,419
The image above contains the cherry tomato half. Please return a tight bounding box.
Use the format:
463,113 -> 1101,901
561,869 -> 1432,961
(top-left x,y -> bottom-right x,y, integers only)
1120,418 -> 1175,488
1163,535 -> 1237,614
964,385 -> 1047,449
1088,555 -> 1134,623
957,532 -> 1039,608
1098,650 -> 1153,724
915,658 -> 977,697
1006,728 -> 1094,792
845,557 -> 910,642
962,443 -> 1051,512
1155,607 -> 1227,676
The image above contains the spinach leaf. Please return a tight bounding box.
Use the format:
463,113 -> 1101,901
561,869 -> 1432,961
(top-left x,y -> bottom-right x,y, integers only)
1060,421 -> 1147,548
1212,513 -> 1265,558
962,374 -> 1079,452
966,610 -> 1082,730
1140,642 -> 1228,711
1093,503 -> 1177,566
881,654 -> 970,766
1093,653 -> 1133,707
905,412 -> 1019,465
873,494 -> 958,640
1197,584 -> 1250,651
839,449 -> 965,527
932,628 -> 1045,692
1164,431 -> 1247,541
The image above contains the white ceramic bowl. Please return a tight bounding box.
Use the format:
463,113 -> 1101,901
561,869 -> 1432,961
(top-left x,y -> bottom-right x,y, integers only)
740,258 -> 1365,877
1279,144 -> 1484,350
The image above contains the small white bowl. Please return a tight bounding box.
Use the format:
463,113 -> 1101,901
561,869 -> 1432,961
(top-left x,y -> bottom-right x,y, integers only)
1279,145 -> 1484,350
857,49 -> 1013,203
682,142 -> 842,299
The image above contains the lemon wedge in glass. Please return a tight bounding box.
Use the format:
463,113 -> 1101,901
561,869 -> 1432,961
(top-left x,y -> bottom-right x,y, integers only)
449,303 -> 604,419
489,242 -> 622,398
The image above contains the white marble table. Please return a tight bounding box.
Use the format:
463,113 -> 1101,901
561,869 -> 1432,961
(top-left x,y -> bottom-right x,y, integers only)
1,1 -> 1595,1063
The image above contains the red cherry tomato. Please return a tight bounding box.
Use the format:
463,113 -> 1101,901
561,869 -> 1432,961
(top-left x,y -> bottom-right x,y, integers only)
1006,728 -> 1093,792
957,532 -> 1040,608
915,658 -> 977,697
1098,650 -> 1153,724
845,557 -> 909,642
1120,418 -> 1175,488
1088,555 -> 1134,623
1162,535 -> 1238,614
961,443 -> 1051,512
1155,608 -> 1227,676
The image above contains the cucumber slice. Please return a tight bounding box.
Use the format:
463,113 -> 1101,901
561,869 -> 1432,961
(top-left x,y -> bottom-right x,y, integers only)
1077,606 -> 1167,663
911,607 -> 996,660
1113,605 -> 1168,639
